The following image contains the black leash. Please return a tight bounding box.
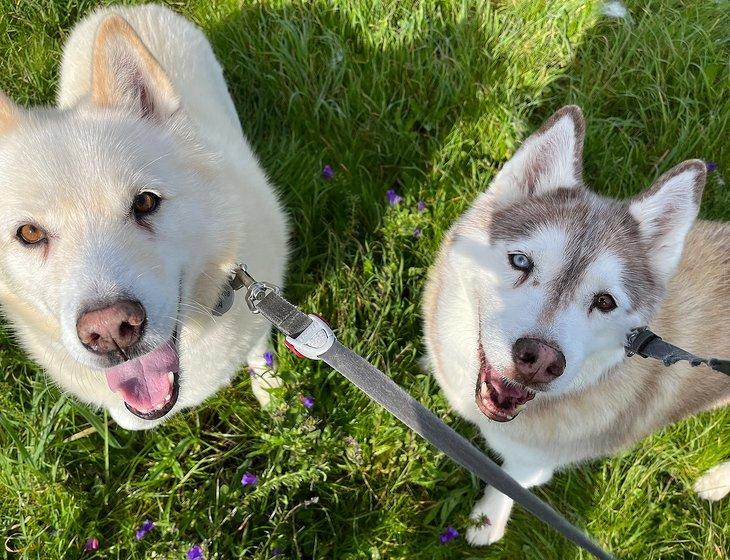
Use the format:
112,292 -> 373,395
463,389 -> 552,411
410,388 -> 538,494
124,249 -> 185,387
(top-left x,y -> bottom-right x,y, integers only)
625,327 -> 730,376
228,265 -> 615,560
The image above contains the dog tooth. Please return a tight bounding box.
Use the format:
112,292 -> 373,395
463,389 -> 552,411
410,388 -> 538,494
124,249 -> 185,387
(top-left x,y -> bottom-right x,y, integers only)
515,404 -> 526,413
168,371 -> 174,385
480,381 -> 488,396
164,393 -> 172,403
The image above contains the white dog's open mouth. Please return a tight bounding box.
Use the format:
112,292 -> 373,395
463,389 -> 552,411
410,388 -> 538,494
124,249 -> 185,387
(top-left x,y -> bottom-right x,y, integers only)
104,335 -> 180,420
475,347 -> 534,422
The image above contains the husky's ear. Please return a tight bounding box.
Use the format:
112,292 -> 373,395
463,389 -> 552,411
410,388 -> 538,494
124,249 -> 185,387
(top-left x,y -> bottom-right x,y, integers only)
491,105 -> 585,203
0,91 -> 21,134
90,15 -> 179,120
629,160 -> 706,283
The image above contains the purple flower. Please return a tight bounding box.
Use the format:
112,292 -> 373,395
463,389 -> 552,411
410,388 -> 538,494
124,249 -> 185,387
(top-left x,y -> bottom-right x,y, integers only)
187,545 -> 205,560
417,200 -> 427,212
413,227 -> 422,238
241,471 -> 258,487
386,189 -> 403,205
263,351 -> 274,367
705,161 -> 718,172
271,548 -> 283,557
135,519 -> 155,540
84,538 -> 99,552
439,525 -> 459,544
322,165 -> 334,179
299,394 -> 314,409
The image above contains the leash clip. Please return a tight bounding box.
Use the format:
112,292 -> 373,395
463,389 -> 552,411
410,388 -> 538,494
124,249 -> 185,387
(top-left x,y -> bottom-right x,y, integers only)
228,264 -> 281,314
284,315 -> 336,360
624,326 -> 657,358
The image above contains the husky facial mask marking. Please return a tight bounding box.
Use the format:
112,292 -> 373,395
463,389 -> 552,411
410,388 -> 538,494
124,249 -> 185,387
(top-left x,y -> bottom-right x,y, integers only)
0,6 -> 288,430
433,106 -> 706,421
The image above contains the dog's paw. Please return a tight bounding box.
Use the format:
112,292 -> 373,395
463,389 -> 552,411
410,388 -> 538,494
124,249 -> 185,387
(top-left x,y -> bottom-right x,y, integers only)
247,351 -> 282,407
465,492 -> 512,546
249,368 -> 282,407
694,461 -> 730,502
466,519 -> 506,547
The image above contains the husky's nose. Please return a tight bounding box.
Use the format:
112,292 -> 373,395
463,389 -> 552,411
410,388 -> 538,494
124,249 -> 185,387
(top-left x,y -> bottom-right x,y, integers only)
511,337 -> 565,384
76,300 -> 146,354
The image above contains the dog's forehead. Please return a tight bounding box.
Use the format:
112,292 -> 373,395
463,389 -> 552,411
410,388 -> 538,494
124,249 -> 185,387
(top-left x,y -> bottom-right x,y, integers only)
485,187 -> 659,311
0,112 -> 174,213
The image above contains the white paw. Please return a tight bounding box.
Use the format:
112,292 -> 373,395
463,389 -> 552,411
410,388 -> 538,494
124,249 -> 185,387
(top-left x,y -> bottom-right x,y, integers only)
466,518 -> 506,546
465,491 -> 512,546
694,462 -> 730,502
248,361 -> 282,408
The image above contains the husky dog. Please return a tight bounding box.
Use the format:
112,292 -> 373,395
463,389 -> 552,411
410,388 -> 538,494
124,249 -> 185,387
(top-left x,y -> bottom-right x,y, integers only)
0,5 -> 288,430
423,106 -> 730,545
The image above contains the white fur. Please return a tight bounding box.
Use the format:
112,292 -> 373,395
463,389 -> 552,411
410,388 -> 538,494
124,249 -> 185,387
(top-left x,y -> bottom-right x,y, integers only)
694,461 -> 730,502
0,5 -> 288,429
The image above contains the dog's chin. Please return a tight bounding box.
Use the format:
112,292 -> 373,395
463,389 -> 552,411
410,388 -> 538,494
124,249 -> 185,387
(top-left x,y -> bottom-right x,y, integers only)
475,347 -> 535,422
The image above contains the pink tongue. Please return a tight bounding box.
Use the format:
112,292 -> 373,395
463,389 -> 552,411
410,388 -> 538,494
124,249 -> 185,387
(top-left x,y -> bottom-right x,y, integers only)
490,374 -> 532,404
105,341 -> 179,412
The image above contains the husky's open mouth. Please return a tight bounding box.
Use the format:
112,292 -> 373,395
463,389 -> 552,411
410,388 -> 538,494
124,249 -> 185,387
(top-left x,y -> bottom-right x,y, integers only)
475,347 -> 534,422
104,334 -> 180,420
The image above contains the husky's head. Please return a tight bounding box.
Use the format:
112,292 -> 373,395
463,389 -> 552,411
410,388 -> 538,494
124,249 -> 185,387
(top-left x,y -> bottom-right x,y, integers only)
0,17 -> 234,428
447,106 -> 706,422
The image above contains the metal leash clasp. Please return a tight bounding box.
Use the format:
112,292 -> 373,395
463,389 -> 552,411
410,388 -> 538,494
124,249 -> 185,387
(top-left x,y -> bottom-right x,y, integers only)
624,326 -> 656,358
229,264 -> 281,314
232,264 -> 335,360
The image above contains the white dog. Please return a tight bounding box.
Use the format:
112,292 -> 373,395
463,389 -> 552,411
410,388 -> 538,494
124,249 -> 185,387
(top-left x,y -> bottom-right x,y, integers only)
422,106 -> 730,545
0,5 -> 288,430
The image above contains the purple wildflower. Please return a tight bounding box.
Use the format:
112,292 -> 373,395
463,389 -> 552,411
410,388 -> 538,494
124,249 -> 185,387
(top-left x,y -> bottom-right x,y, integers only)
439,525 -> 459,544
413,227 -> 422,238
417,200 -> 427,212
271,548 -> 283,557
84,538 -> 99,552
322,165 -> 334,179
705,161 -> 718,172
263,351 -> 274,367
386,189 -> 403,205
135,519 -> 155,540
187,545 -> 205,560
241,471 -> 258,487
299,394 -> 314,409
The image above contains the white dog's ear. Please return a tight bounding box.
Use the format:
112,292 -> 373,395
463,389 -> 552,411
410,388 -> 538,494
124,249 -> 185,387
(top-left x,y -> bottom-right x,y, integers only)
90,15 -> 179,120
629,160 -> 706,283
0,91 -> 21,134
490,105 -> 585,203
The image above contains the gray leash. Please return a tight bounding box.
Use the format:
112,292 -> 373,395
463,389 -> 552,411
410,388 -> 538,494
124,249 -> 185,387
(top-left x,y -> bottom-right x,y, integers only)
229,265 -> 615,560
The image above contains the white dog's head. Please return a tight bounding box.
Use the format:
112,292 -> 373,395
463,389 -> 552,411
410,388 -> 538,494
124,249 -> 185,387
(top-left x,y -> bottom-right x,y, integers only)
0,17 -> 234,428
445,106 -> 706,422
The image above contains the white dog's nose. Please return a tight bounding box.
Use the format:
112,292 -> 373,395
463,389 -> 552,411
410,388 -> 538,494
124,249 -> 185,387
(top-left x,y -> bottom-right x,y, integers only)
76,300 -> 146,354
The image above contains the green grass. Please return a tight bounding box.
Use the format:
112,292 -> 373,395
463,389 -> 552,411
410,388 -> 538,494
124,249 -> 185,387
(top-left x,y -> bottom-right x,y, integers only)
1,0 -> 728,558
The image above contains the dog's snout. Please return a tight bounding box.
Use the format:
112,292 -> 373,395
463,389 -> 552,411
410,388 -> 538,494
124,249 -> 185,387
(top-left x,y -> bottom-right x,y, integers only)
511,337 -> 565,384
76,300 -> 146,354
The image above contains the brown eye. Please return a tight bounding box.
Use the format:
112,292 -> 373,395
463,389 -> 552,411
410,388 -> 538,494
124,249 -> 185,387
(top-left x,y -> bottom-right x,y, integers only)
592,293 -> 617,313
16,224 -> 47,245
132,192 -> 160,217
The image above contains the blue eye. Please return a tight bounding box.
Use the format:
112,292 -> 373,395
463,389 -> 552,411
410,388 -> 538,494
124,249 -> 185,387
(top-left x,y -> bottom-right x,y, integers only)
508,253 -> 532,272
